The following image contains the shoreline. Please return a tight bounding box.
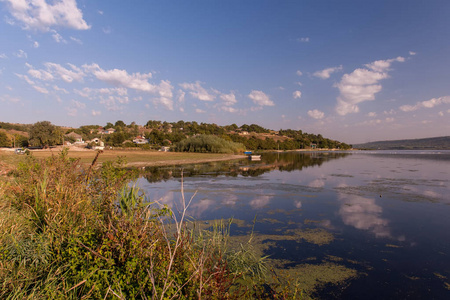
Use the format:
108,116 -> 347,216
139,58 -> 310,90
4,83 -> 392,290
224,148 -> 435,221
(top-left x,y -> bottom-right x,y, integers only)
0,147 -> 247,168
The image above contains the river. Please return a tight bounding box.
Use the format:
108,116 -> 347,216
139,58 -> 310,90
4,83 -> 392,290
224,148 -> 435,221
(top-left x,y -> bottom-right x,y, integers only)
137,150 -> 450,299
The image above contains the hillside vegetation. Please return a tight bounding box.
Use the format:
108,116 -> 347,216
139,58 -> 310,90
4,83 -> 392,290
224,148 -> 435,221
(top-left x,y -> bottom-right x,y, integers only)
0,120 -> 352,151
354,136 -> 450,150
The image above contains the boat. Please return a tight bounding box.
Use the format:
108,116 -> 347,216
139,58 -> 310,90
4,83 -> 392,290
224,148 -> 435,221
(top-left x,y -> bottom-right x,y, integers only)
249,155 -> 261,161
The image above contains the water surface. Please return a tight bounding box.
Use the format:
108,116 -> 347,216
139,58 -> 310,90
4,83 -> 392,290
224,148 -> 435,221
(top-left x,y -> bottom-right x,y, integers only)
137,151 -> 450,299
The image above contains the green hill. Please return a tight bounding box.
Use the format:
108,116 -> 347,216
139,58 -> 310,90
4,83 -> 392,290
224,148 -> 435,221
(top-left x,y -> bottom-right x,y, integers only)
354,136 -> 450,150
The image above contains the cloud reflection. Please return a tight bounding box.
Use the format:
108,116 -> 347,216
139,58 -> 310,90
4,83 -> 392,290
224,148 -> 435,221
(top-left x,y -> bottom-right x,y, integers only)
338,194 -> 391,238
189,198 -> 215,218
222,194 -> 239,207
250,195 -> 273,209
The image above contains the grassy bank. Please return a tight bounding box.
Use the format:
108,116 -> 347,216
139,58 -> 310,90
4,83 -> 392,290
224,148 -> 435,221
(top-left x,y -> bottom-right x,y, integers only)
1,147 -> 245,167
0,150 -> 306,299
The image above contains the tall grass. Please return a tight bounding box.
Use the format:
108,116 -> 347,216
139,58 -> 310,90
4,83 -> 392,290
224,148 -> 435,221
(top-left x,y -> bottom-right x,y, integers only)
0,150 -> 300,299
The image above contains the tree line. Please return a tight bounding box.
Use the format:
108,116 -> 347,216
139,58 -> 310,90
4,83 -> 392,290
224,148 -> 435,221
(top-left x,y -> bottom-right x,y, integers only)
0,120 -> 352,150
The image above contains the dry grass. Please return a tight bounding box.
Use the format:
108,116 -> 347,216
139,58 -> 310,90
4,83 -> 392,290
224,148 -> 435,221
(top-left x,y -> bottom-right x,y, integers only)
0,148 -> 245,167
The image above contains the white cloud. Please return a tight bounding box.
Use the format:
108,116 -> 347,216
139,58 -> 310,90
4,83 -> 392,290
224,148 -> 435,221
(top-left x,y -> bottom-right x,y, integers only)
81,64 -> 173,101
220,92 -> 237,106
73,87 -> 92,98
0,94 -> 20,103
4,16 -> 15,25
399,96 -> 450,112
313,65 -> 342,79
154,80 -> 174,110
2,0 -> 90,31
66,107 -> 77,116
53,85 -> 68,93
179,81 -> 215,101
367,112 -> 377,117
335,56 -> 405,115
293,90 -> 302,99
296,70 -> 303,76
69,36 -> 82,44
84,63 -> 151,88
220,106 -> 237,113
177,90 -> 185,102
33,85 -> 49,94
248,90 -> 274,106
51,30 -> 66,43
398,104 -> 417,112
71,99 -> 86,109
298,37 -> 309,42
15,73 -> 35,85
195,108 -> 206,113
365,56 -> 404,72
14,49 -> 27,58
409,51 -> 416,56
0,53 -> 7,59
33,41 -> 39,48
308,109 -> 324,119
91,110 -> 101,116
26,63 -> 54,81
45,62 -> 84,82
383,109 -> 395,115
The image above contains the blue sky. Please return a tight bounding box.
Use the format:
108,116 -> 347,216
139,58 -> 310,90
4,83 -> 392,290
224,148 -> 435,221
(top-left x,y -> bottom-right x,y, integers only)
1,0 -> 449,143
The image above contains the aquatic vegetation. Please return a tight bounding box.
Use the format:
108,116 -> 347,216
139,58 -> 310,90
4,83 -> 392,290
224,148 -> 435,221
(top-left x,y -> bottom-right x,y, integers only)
285,228 -> 335,246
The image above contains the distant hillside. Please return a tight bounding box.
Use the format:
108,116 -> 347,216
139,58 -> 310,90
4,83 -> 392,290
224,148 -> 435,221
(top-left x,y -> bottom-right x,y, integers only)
354,136 -> 450,150
0,120 -> 352,150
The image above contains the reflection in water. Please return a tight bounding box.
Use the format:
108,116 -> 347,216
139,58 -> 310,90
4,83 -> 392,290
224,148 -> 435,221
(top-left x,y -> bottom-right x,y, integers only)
338,193 -> 391,238
249,195 -> 273,209
309,177 -> 326,188
140,152 -> 351,183
221,194 -> 238,207
189,198 -> 215,218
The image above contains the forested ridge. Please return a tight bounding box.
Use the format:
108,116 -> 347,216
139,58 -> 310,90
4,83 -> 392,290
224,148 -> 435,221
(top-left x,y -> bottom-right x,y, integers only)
354,136 -> 450,150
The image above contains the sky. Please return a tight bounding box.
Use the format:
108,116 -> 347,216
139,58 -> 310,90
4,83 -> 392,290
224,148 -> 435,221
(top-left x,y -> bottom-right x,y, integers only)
1,0 -> 449,144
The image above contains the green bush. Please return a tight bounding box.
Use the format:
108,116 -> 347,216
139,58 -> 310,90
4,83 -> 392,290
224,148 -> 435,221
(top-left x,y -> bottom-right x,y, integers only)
173,135 -> 245,154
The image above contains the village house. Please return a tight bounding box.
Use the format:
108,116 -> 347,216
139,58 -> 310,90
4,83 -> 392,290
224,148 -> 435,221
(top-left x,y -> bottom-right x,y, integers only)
64,132 -> 84,144
104,128 -> 116,134
87,138 -> 105,150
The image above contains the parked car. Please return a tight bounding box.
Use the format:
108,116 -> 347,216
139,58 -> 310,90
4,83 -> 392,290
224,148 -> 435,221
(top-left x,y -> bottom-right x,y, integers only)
14,148 -> 26,155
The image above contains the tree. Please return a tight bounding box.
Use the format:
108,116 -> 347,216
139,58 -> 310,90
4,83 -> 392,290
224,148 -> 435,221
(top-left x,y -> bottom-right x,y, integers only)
0,132 -> 10,147
115,120 -> 126,128
29,121 -> 61,147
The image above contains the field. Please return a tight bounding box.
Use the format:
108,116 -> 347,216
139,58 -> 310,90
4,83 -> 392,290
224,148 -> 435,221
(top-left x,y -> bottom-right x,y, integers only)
0,146 -> 245,167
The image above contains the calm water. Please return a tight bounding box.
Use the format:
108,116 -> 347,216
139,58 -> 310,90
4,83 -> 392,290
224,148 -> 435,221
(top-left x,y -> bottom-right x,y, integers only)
137,151 -> 450,299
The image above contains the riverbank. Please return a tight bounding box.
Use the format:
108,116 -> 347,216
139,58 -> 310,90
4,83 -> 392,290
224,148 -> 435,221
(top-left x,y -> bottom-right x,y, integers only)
0,146 -> 246,168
